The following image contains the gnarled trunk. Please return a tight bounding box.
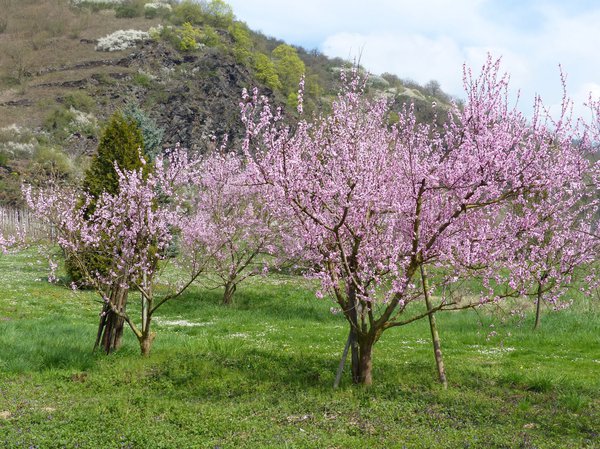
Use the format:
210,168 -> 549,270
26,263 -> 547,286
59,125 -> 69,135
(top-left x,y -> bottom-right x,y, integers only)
94,286 -> 128,354
357,337 -> 374,386
222,281 -> 237,305
139,330 -> 155,356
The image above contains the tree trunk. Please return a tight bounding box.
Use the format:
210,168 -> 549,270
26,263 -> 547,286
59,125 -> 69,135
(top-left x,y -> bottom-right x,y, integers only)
534,282 -> 543,330
94,286 -> 128,354
139,331 -> 155,356
222,281 -> 237,305
421,265 -> 448,389
357,338 -> 374,386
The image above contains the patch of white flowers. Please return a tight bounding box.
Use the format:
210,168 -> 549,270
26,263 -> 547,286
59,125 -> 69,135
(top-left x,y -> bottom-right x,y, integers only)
0,125 -> 37,156
71,0 -> 124,5
144,1 -> 172,11
69,107 -> 98,132
96,29 -> 150,52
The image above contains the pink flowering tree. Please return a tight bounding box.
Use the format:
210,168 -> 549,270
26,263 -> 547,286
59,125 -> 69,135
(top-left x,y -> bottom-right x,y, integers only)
25,148 -> 203,356
181,151 -> 287,305
241,57 -> 591,386
0,232 -> 17,254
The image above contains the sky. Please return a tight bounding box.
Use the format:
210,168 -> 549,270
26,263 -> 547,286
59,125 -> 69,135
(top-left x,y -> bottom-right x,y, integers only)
225,0 -> 600,116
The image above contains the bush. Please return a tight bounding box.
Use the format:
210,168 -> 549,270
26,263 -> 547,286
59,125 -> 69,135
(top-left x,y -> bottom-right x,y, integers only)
171,0 -> 204,25
144,1 -> 172,19
96,29 -> 150,52
32,146 -> 74,179
201,24 -> 220,47
229,21 -> 252,65
204,0 -> 233,28
178,22 -> 202,51
123,103 -> 164,158
253,53 -> 281,91
63,91 -> 95,113
133,72 -> 154,88
115,1 -> 144,18
43,107 -> 76,141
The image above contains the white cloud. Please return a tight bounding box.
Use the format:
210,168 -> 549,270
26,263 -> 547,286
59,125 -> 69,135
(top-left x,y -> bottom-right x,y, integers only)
227,0 -> 600,116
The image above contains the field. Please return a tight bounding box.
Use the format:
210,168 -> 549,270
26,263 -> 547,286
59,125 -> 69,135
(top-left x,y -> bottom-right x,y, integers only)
0,250 -> 599,448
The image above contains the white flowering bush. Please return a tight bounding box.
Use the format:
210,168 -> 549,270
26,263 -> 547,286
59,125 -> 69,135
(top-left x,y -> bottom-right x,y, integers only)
144,1 -> 172,11
96,29 -> 150,52
68,107 -> 98,135
71,0 -> 123,6
0,125 -> 37,157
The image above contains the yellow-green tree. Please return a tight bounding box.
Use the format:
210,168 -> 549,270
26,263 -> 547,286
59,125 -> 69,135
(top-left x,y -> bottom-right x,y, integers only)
271,44 -> 305,107
253,53 -> 281,91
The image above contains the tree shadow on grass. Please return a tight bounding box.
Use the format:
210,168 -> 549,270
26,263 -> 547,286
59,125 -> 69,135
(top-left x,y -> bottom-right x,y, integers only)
0,317 -> 113,374
158,282 -> 337,324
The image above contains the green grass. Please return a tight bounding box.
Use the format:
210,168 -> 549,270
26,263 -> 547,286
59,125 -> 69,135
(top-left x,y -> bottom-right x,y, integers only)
0,250 -> 599,448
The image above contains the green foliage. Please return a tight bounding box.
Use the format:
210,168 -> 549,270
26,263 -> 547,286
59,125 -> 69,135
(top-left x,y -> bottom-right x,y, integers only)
203,0 -> 233,28
253,53 -> 281,91
82,111 -> 146,200
272,44 -> 305,97
178,22 -> 202,51
115,0 -> 144,18
132,72 -> 154,88
43,106 -> 76,141
32,146 -> 74,179
171,0 -> 204,25
228,21 -> 252,65
62,91 -> 95,114
123,103 -> 164,158
144,3 -> 171,19
201,24 -> 220,47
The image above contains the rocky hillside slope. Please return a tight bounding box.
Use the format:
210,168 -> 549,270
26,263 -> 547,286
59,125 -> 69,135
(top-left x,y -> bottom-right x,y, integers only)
0,0 -> 454,206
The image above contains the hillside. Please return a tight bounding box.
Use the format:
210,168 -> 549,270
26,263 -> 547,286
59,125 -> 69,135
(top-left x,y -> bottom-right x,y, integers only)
0,0 -> 454,206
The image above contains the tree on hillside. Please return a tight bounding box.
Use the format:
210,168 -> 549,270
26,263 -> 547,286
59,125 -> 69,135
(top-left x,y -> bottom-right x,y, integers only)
241,59 -> 592,386
271,44 -> 305,107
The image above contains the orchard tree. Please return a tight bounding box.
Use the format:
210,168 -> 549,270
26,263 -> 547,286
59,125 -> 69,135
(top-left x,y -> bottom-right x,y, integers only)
66,111 -> 149,351
241,58 -> 591,386
26,148 -> 204,355
182,150 -> 287,305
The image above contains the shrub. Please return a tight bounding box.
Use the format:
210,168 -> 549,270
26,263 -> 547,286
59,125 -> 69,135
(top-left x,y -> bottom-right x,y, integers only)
32,146 -> 74,179
178,22 -> 202,51
133,72 -> 154,87
204,0 -> 233,28
253,53 -> 281,91
43,106 -> 76,141
229,21 -> 252,65
115,1 -> 143,18
123,103 -> 164,158
272,44 -> 305,97
96,29 -> 150,52
63,91 -> 95,113
144,1 -> 172,19
201,24 -> 220,47
171,0 -> 204,25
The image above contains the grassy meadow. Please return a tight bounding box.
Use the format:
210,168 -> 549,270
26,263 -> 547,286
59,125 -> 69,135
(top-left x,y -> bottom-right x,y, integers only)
0,249 -> 598,448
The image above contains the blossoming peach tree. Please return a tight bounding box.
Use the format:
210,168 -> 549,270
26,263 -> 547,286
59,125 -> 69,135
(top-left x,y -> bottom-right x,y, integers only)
25,148 -> 203,355
241,57 -> 593,385
181,150 -> 289,305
